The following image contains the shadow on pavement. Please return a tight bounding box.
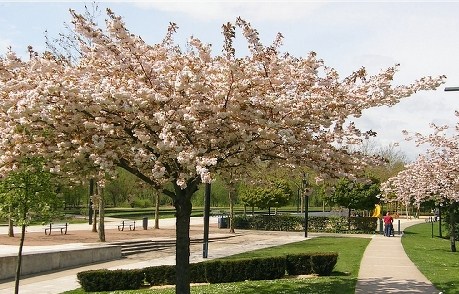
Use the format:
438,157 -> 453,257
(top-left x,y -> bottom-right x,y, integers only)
356,277 -> 439,294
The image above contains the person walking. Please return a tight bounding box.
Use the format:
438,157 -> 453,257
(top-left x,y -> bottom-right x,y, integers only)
383,211 -> 394,237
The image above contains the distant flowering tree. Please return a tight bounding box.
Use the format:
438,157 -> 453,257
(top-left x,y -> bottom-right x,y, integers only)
382,116 -> 459,252
0,8 -> 445,293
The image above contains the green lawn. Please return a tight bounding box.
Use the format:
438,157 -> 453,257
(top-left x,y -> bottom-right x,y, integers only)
402,222 -> 459,294
63,236 -> 370,294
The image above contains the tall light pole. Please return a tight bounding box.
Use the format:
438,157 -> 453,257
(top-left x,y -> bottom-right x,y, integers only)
444,86 -> 458,252
302,173 -> 309,238
203,183 -> 211,258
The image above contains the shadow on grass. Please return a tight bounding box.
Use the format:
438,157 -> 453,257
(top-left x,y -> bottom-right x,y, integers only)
401,231 -> 418,235
330,271 -> 352,277
226,278 -> 356,294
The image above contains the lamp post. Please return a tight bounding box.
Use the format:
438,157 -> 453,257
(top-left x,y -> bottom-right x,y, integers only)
302,173 -> 309,238
443,87 -> 457,243
203,183 -> 211,258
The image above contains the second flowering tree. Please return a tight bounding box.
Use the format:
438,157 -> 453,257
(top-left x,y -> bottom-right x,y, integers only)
383,116 -> 459,252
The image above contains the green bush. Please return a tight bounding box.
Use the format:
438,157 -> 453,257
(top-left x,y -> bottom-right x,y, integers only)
190,262 -> 207,283
309,216 -> 328,231
233,214 -> 302,231
234,215 -> 377,234
328,216 -> 349,233
131,198 -> 153,208
77,253 -> 337,291
311,253 -> 338,276
77,269 -> 143,292
143,265 -> 175,286
349,217 -> 378,233
285,252 -> 337,276
204,259 -> 243,283
286,254 -> 312,275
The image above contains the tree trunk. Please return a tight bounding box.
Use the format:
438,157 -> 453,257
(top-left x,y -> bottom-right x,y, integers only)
155,191 -> 160,229
449,202 -> 456,252
8,206 -> 14,237
14,223 -> 26,294
98,188 -> 105,242
174,195 -> 192,294
91,180 -> 97,232
92,209 -> 97,232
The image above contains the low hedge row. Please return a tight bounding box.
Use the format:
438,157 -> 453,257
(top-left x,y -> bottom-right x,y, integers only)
233,214 -> 378,233
77,252 -> 338,292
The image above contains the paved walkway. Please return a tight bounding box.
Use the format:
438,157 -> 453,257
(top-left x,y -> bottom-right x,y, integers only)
0,217 -> 442,294
0,217 -> 306,294
355,218 -> 440,294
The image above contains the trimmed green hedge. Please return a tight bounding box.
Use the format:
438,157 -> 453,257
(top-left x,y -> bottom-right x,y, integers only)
77,269 -> 143,291
233,214 -> 377,233
77,252 -> 338,292
204,256 -> 286,283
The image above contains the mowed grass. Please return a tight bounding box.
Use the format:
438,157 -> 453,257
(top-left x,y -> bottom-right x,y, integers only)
63,236 -> 370,294
402,223 -> 459,294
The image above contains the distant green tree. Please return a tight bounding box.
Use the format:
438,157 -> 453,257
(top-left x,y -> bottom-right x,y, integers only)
104,168 -> 140,207
258,180 -> 293,214
239,186 -> 263,215
0,157 -> 61,294
240,180 -> 293,215
328,177 -> 380,228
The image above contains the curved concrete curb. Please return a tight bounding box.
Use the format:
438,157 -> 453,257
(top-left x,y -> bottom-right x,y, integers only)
0,245 -> 121,281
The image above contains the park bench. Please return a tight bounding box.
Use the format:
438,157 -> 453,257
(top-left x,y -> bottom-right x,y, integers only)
118,220 -> 136,231
44,223 -> 68,235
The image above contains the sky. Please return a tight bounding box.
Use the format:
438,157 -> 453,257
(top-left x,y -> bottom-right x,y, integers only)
1,1 -> 459,161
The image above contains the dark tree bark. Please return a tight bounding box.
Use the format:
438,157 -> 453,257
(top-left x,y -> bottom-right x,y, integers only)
8,206 -> 14,237
14,222 -> 26,294
98,187 -> 105,242
174,192 -> 193,294
90,179 -> 97,233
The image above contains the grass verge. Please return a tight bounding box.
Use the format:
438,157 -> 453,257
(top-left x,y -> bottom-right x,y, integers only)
63,236 -> 370,294
402,222 -> 459,294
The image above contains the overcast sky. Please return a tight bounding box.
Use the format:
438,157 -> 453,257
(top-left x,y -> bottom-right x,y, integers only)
1,1 -> 458,160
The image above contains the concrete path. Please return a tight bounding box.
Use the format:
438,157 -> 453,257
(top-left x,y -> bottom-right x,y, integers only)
1,217 -> 442,294
0,218 -> 306,294
355,218 -> 440,294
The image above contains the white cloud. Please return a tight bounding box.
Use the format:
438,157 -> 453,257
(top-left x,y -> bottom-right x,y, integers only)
133,1 -> 324,22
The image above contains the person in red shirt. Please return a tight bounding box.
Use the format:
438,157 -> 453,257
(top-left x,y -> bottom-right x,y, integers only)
383,212 -> 394,237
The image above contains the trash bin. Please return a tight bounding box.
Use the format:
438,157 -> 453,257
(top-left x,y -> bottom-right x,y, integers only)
142,217 -> 148,230
218,217 -> 228,229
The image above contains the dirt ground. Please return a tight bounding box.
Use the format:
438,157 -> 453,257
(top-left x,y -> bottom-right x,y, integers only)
0,224 -> 221,246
